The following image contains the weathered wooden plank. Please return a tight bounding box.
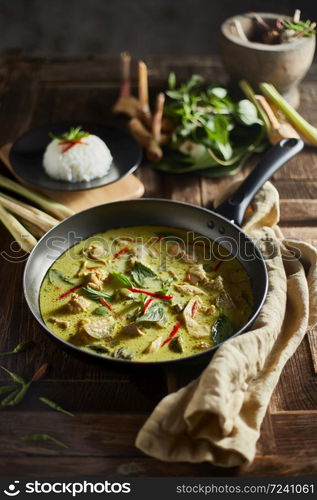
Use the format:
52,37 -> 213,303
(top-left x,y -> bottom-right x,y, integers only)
273,180 -> 317,200
269,337 -> 317,412
163,173 -> 201,205
279,200 -> 317,225
0,62 -> 40,145
0,456 -> 222,477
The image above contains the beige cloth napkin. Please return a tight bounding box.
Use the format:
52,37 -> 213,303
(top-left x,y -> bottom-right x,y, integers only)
136,181 -> 317,467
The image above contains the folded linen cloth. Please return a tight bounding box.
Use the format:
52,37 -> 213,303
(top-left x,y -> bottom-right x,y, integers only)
136,181 -> 317,467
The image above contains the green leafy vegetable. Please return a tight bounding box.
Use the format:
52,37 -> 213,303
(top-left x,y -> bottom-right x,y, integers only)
235,99 -> 261,126
82,287 -> 112,301
131,262 -> 157,286
0,341 -> 35,356
86,344 -> 110,355
49,126 -> 90,142
110,272 -> 133,288
48,269 -> 75,286
21,434 -> 68,449
39,397 -> 74,417
93,306 -> 109,316
211,313 -> 234,345
151,74 -> 265,177
282,18 -> 316,37
136,302 -> 165,323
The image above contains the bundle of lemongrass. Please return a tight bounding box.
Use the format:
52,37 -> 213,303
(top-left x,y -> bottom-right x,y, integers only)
112,52 -> 173,163
0,174 -> 73,252
240,80 -> 317,147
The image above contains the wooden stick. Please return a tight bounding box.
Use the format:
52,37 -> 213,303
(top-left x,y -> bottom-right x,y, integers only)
128,118 -> 163,162
152,93 -> 165,141
138,60 -> 150,112
0,204 -> 37,253
120,52 -> 131,98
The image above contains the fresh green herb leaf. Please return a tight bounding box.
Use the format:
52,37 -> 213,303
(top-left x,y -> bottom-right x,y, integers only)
110,272 -> 133,288
0,341 -> 35,356
48,269 -> 75,286
86,344 -> 110,355
235,99 -> 260,126
93,306 -> 109,316
136,302 -> 165,323
21,433 -> 68,449
158,74 -> 265,177
211,313 -> 234,345
82,287 -> 112,301
49,126 -> 90,142
131,262 -> 157,286
39,397 -> 74,417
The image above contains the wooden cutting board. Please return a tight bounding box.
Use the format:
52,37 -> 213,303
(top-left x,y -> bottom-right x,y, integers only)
0,143 -> 144,212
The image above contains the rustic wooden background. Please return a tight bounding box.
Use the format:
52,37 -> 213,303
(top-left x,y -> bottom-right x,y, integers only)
0,56 -> 316,476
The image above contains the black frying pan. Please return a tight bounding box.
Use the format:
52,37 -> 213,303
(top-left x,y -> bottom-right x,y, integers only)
23,138 -> 303,366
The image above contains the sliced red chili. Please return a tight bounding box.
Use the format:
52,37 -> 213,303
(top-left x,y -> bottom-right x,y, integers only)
127,288 -> 172,300
143,298 -> 153,314
58,284 -> 82,300
86,266 -> 101,271
184,273 -> 191,282
161,323 -> 181,347
113,246 -> 130,259
191,300 -> 199,318
99,297 -> 113,311
155,234 -> 164,243
58,139 -> 88,153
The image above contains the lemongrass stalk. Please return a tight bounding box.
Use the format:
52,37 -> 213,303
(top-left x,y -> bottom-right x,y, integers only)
17,218 -> 46,239
0,204 -> 37,253
239,80 -> 270,131
260,82 -> 317,145
0,174 -> 74,220
0,192 -> 59,226
0,195 -> 56,232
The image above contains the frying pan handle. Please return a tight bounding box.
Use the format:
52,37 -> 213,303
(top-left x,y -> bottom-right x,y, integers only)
215,138 -> 304,226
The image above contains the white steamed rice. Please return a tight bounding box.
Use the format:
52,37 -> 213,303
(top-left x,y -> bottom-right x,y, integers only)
43,134 -> 113,182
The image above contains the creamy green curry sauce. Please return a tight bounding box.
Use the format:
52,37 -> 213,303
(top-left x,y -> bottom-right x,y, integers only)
40,226 -> 253,362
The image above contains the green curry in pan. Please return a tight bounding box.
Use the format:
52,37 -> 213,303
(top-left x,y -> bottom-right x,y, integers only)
40,226 -> 253,362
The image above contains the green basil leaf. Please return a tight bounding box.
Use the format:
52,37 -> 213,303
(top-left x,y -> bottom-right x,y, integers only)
110,272 -> 133,288
49,269 -> 75,285
86,344 -> 110,355
82,287 -> 112,301
211,313 -> 234,345
131,262 -> 157,286
93,306 -> 109,316
235,99 -> 260,126
136,302 -> 165,323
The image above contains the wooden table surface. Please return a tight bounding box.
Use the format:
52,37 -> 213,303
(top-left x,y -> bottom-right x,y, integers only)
0,56 -> 316,477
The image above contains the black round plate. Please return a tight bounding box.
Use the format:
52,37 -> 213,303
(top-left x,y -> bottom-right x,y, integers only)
9,122 -> 143,191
